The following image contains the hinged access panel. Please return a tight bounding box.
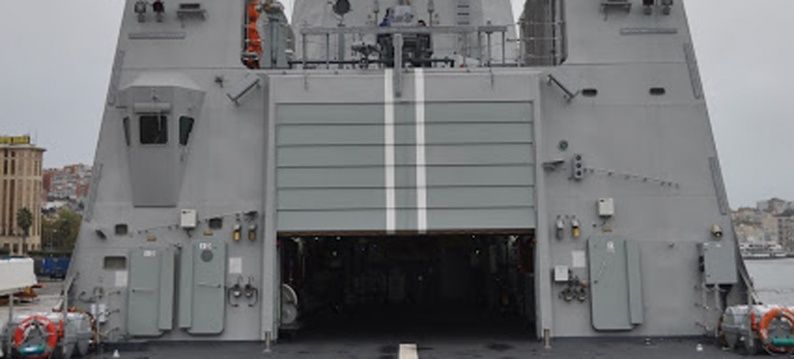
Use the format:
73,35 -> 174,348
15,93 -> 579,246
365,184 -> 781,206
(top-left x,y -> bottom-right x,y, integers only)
588,236 -> 644,331
127,247 -> 176,337
178,241 -> 227,334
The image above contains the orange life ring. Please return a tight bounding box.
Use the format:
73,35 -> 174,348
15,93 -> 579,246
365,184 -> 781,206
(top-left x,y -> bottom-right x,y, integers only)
12,315 -> 61,359
757,307 -> 794,353
244,0 -> 263,68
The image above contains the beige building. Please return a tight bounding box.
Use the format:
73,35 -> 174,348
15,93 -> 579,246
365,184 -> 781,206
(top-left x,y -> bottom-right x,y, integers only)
0,136 -> 45,255
780,216 -> 794,252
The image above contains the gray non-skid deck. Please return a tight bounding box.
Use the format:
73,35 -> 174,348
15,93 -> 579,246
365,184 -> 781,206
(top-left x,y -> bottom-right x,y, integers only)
103,337 -> 741,358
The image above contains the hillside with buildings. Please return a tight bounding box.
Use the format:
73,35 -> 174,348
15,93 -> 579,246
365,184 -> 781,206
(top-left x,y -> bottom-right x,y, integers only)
42,163 -> 92,213
0,134 -> 92,255
733,198 -> 794,254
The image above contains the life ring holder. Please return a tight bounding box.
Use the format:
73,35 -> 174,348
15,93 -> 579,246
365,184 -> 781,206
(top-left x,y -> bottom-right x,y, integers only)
757,307 -> 794,354
12,315 -> 61,359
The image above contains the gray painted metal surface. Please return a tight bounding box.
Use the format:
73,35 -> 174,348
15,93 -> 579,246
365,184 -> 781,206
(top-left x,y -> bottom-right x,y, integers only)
67,0 -> 746,346
102,337 -> 746,358
127,247 -> 176,337
184,242 -> 227,335
587,236 -> 643,331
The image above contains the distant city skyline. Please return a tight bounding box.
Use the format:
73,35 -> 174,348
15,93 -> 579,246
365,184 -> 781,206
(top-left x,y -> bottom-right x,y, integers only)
1,0 -> 792,208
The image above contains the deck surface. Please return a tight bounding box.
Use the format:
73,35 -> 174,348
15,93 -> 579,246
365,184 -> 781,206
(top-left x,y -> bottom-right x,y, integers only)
1,280 -> 747,358
100,337 -> 744,358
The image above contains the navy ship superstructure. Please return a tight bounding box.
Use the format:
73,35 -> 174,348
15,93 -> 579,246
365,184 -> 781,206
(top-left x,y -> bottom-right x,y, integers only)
63,0 -> 748,345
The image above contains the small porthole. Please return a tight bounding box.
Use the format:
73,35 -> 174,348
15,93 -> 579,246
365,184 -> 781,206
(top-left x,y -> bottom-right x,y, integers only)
582,88 -> 598,97
115,224 -> 129,236
650,87 -> 666,96
201,249 -> 214,262
103,256 -> 127,270
209,217 -> 223,229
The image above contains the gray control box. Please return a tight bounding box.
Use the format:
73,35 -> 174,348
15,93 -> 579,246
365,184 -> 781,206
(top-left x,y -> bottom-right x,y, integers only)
698,242 -> 738,285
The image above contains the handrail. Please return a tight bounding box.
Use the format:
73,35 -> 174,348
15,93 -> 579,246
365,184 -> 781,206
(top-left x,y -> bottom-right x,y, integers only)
299,25 -> 508,36
296,24 -> 512,69
519,0 -> 567,66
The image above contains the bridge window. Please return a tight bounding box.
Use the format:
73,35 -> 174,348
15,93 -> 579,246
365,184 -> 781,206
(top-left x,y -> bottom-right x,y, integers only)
139,115 -> 168,144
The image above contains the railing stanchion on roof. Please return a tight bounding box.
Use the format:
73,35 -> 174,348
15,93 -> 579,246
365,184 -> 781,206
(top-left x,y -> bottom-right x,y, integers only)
501,31 -> 506,65
301,33 -> 307,69
326,33 -> 331,69
476,30 -> 482,67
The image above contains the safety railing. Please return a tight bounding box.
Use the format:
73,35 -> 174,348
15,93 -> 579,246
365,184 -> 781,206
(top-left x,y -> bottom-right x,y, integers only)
519,20 -> 567,66
518,0 -> 568,66
293,24 -> 512,70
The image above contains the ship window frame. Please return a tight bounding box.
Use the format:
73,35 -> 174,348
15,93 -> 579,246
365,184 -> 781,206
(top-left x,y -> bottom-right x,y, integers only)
179,116 -> 195,146
139,114 -> 169,145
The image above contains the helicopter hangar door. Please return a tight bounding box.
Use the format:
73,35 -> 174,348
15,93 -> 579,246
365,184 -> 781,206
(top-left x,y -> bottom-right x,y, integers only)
271,71 -> 538,234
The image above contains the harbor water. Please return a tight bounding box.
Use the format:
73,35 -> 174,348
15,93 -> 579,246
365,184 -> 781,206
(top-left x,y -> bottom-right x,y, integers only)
744,258 -> 794,306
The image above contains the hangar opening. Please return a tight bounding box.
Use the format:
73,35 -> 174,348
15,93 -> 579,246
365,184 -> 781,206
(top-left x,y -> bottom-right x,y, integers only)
279,232 -> 537,338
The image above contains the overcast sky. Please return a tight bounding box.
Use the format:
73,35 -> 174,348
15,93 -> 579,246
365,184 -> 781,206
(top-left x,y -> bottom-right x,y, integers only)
0,1 -> 792,208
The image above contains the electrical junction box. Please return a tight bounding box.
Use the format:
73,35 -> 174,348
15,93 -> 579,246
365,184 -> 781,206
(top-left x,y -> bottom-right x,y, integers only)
597,198 -> 615,217
180,209 -> 197,229
698,242 -> 738,285
554,265 -> 570,282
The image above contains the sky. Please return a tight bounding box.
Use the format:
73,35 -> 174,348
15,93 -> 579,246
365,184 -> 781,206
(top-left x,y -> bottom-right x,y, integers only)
0,0 -> 792,208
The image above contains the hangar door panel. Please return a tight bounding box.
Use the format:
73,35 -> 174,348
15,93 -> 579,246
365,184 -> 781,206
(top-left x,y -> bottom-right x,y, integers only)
276,102 -> 536,232
424,103 -> 535,230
